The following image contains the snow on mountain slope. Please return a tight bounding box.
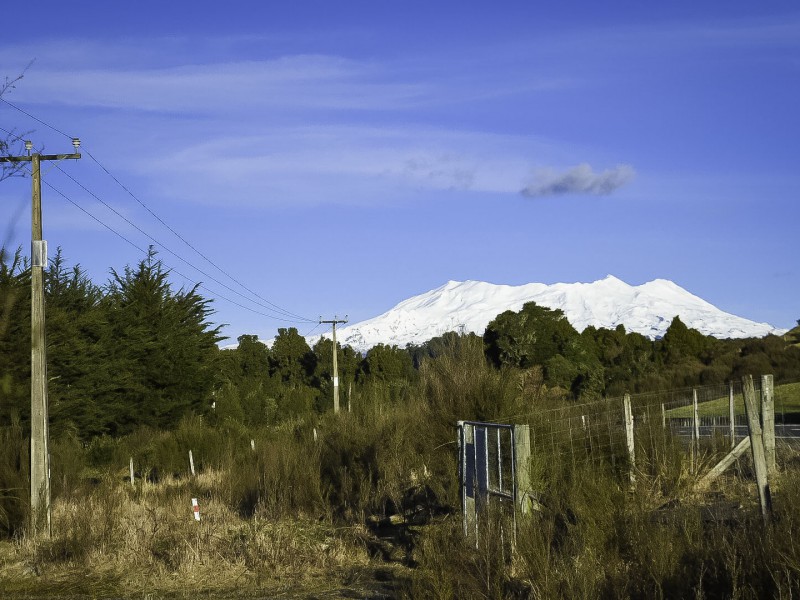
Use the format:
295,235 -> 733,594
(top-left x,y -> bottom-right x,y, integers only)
310,276 -> 784,353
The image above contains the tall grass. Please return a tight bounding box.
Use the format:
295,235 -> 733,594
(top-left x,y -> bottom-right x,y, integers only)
1,344 -> 799,597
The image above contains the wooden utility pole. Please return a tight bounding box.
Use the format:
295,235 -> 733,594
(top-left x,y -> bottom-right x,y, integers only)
1,139 -> 81,537
319,316 -> 348,413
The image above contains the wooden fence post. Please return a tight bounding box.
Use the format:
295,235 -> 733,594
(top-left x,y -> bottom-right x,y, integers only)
458,422 -> 477,538
513,425 -> 532,515
661,403 -> 666,430
742,375 -> 772,522
129,457 -> 135,487
623,394 -> 635,484
189,450 -> 196,477
761,374 -> 776,476
729,381 -> 736,449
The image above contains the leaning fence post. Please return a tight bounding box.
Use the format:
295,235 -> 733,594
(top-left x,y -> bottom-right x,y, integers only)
729,381 -> 736,449
761,375 -> 776,476
623,394 -> 635,484
743,375 -> 772,522
189,450 -> 196,477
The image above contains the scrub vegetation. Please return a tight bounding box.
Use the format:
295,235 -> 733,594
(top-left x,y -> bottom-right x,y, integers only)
1,248 -> 800,598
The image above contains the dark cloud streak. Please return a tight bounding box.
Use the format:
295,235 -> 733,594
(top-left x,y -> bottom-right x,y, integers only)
521,163 -> 635,197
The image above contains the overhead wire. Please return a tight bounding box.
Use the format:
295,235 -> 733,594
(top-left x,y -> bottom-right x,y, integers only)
38,174 -> 308,322
1,97 -> 74,140
302,322 -> 324,338
1,97 -> 315,324
51,162 -> 312,322
0,123 -> 28,144
81,149 -> 312,323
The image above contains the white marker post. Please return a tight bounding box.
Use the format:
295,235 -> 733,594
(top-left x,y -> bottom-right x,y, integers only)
192,498 -> 201,521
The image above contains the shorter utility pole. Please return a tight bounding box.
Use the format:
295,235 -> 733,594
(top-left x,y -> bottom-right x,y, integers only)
319,316 -> 348,413
1,138 -> 81,538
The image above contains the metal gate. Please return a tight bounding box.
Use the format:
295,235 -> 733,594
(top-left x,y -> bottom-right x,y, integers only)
457,421 -> 531,542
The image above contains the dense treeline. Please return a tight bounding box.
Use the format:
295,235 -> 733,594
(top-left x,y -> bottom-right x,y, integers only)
483,301 -> 800,399
0,247 -> 221,438
2,247 -> 799,441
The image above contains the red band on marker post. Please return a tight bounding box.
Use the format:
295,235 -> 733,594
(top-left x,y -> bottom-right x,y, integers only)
192,498 -> 201,521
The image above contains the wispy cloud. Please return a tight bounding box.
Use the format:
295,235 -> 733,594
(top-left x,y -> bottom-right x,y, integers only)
11,56 -> 433,114
521,163 -> 635,198
133,126 -> 562,207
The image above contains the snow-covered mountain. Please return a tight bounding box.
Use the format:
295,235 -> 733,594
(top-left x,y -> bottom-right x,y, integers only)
310,276 -> 784,353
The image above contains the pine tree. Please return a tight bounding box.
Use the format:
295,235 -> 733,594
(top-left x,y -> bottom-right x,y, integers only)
99,248 -> 222,434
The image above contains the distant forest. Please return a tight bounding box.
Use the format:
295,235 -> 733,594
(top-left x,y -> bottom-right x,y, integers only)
2,246 -> 799,440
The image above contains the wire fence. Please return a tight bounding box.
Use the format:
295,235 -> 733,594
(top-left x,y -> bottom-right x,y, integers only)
523,376 -> 799,475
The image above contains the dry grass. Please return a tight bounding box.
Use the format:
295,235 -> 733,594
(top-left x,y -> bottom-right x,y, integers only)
0,471 -> 376,598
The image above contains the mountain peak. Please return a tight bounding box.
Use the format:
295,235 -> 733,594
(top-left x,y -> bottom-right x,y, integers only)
310,276 -> 784,353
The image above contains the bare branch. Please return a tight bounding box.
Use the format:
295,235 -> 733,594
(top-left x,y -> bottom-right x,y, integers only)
1,60 -> 36,182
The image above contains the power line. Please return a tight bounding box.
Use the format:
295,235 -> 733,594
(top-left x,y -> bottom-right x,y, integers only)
302,322 -> 324,338
51,162 -> 313,322
1,99 -> 315,323
1,97 -> 74,140
82,148 -> 313,323
0,123 -> 28,144
39,175 -> 310,323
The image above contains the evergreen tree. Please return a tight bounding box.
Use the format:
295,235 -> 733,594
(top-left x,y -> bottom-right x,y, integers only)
312,337 -> 360,412
213,335 -> 279,426
360,343 -> 415,383
0,247 -> 29,425
45,249 -> 108,437
270,327 -> 314,385
269,327 -> 318,417
99,248 -> 222,434
483,301 -> 604,397
484,302 -> 577,370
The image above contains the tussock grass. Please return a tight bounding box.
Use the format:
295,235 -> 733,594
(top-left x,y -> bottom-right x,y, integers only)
1,475 -> 372,597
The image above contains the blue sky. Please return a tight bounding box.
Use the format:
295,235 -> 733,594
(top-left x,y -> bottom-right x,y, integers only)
1,1 -> 798,343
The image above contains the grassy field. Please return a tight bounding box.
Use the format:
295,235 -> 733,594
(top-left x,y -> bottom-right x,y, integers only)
666,381 -> 800,419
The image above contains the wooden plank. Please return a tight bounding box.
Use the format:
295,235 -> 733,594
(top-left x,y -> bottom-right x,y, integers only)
697,436 -> 750,490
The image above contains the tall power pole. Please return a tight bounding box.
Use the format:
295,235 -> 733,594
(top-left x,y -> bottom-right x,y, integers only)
1,139 -> 81,537
319,316 -> 348,413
